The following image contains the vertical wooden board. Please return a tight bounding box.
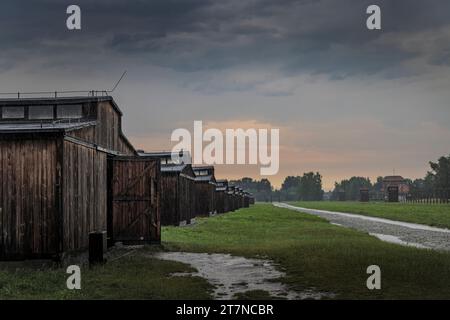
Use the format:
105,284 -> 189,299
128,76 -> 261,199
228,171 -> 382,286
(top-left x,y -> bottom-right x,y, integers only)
41,141 -> 46,252
14,141 -> 19,252
0,141 -> 3,255
1,141 -> 6,256
3,140 -> 9,256
67,142 -> 73,250
96,153 -> 101,230
72,143 -> 77,250
190,179 -> 196,220
31,140 -> 38,254
4,142 -> 10,255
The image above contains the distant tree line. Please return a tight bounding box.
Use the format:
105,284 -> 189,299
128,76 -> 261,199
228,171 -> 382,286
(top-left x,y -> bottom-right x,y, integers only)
329,176 -> 389,201
231,172 -> 324,202
330,153 -> 450,200
330,176 -> 374,201
271,172 -> 324,202
409,154 -> 450,196
230,177 -> 273,202
232,154 -> 450,202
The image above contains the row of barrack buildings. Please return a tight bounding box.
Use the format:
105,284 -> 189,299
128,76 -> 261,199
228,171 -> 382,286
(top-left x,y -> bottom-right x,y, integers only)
0,96 -> 253,260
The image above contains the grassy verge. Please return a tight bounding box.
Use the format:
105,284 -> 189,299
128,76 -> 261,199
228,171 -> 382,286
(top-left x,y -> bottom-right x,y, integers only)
288,201 -> 450,229
3,203 -> 450,299
163,203 -> 450,299
0,249 -> 212,300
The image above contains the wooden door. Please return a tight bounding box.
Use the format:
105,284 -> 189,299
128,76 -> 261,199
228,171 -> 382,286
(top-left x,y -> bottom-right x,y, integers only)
108,157 -> 160,244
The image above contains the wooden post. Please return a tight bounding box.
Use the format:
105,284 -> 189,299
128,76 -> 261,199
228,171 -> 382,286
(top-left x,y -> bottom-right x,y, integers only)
89,231 -> 107,266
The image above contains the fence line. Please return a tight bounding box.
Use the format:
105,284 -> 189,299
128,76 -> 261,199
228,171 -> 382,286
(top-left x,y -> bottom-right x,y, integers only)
403,190 -> 450,204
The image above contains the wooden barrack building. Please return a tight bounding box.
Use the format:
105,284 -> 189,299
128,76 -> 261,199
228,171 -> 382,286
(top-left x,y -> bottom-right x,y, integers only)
0,96 -> 160,260
193,166 -> 217,216
138,151 -> 196,226
215,179 -> 228,214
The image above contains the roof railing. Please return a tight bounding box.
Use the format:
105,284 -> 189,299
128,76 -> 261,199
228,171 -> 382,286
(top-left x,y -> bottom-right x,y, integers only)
0,71 -> 127,99
0,90 -> 110,99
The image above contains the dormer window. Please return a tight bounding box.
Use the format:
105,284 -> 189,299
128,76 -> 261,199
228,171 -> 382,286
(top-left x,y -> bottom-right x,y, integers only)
29,105 -> 54,119
57,104 -> 82,119
2,106 -> 25,119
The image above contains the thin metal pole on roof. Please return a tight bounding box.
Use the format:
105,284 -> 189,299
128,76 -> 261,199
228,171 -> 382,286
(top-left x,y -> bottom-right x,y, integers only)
110,70 -> 127,93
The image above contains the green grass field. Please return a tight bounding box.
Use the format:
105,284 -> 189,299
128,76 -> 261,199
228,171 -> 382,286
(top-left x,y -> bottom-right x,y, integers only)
2,203 -> 450,299
288,201 -> 450,229
163,203 -> 450,299
0,248 -> 213,300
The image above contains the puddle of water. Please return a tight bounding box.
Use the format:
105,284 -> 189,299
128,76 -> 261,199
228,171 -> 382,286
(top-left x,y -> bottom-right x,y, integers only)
154,252 -> 332,300
369,233 -> 429,249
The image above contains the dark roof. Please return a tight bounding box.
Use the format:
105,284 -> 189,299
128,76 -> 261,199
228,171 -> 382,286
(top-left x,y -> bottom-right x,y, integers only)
139,151 -> 173,157
193,166 -> 214,171
193,165 -> 216,184
139,150 -> 192,161
216,179 -> 228,188
0,120 -> 96,133
195,175 -> 215,182
161,164 -> 188,173
383,176 -> 405,182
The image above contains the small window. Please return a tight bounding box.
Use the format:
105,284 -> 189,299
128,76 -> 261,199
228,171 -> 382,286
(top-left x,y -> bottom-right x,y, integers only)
57,104 -> 82,119
29,105 -> 54,119
2,106 -> 25,119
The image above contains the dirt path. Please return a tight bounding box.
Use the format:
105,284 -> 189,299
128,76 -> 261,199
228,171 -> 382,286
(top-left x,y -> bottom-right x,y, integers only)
154,252 -> 332,300
274,202 -> 450,251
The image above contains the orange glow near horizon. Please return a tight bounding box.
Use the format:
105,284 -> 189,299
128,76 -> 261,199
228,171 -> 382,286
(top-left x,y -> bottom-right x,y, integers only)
128,118 -> 446,191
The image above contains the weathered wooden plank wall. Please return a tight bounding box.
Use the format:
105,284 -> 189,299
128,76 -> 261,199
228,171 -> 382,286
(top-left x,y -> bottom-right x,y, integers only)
244,195 -> 250,208
195,183 -> 216,216
62,139 -> 108,253
67,102 -> 135,155
225,193 -> 231,212
215,191 -> 225,214
179,175 -> 196,224
160,172 -> 196,226
0,136 -> 58,259
233,194 -> 239,210
160,173 -> 179,226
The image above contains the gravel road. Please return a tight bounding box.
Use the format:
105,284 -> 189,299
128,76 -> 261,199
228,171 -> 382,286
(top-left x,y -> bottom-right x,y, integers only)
274,202 -> 450,251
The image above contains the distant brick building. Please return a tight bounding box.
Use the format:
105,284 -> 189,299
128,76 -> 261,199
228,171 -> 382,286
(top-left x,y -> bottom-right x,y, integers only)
382,176 -> 410,200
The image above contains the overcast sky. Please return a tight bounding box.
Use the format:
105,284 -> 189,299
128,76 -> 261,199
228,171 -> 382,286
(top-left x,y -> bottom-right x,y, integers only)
1,0 -> 450,189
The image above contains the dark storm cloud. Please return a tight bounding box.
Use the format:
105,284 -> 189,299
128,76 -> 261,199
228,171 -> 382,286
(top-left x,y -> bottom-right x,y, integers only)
2,0 -> 450,78
2,1 -> 449,188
